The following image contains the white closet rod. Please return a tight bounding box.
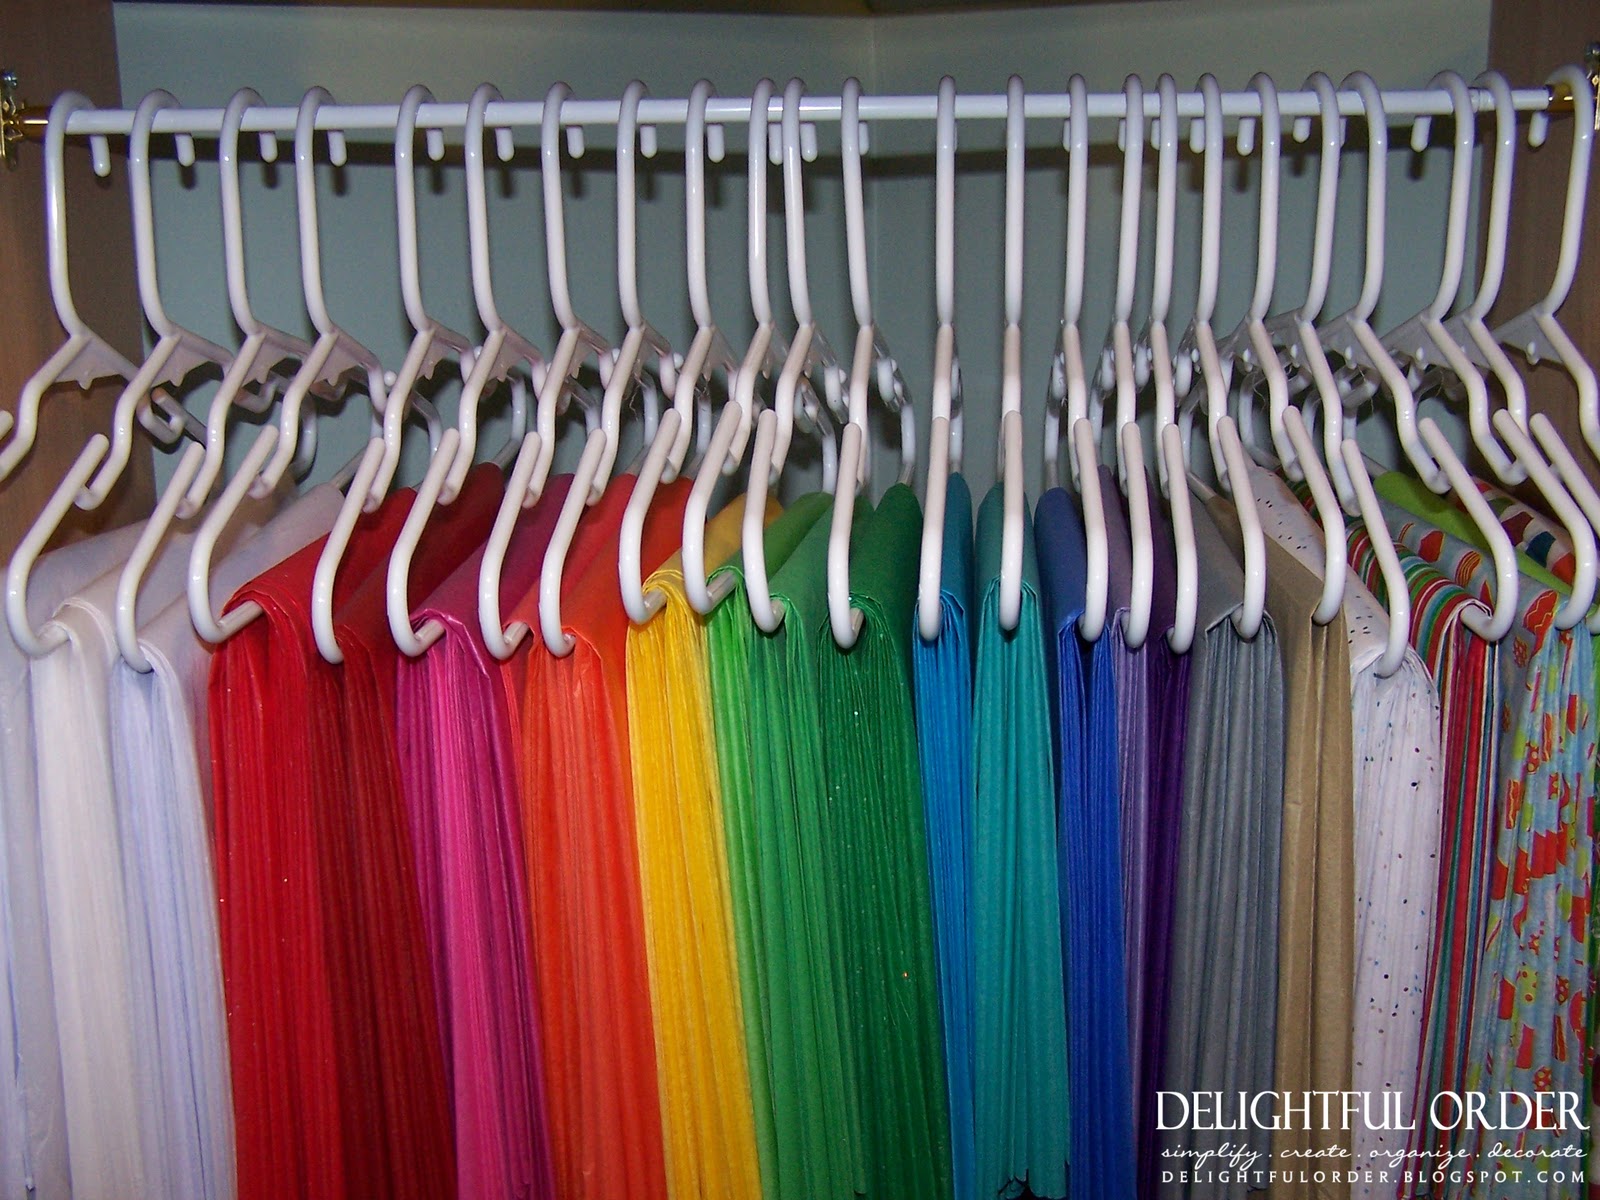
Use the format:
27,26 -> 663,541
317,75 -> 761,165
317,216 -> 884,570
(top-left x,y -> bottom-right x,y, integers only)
48,84 -> 1556,142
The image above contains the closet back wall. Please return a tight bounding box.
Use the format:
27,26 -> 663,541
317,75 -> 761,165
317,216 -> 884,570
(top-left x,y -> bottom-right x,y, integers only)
113,0 -> 1491,497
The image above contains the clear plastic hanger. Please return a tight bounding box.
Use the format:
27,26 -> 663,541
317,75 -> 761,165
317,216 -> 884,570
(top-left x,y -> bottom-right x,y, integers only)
7,89 -> 226,658
615,79 -> 731,632
0,92 -> 198,482
1142,74 -> 1199,653
1174,73 -> 1267,639
826,75 -> 917,650
742,78 -> 845,633
1086,75 -> 1154,647
917,75 -> 967,642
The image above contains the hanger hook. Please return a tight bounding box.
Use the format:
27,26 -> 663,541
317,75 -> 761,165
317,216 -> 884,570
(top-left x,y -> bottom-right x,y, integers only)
936,75 -> 958,327
464,82 -> 514,334
747,77 -> 776,327
396,83 -> 444,335
220,87 -> 275,338
1112,75 -> 1143,324
129,89 -> 193,341
619,79 -> 650,329
1424,70 -> 1474,321
294,86 -> 346,337
542,81 -> 582,330
1528,64 -> 1593,316
1339,72 -> 1387,322
781,78 -> 816,327
842,76 -> 873,328
43,92 -> 103,337
1245,73 -> 1280,322
1151,74 -> 1179,325
1299,71 -> 1341,322
1468,70 -> 1516,322
685,78 -> 715,329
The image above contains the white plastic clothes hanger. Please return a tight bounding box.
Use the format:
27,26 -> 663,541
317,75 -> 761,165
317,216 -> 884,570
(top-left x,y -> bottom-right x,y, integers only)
0,92 -> 199,482
188,87 -> 405,647
1298,72 -> 1409,675
1213,74 -> 1296,476
826,75 -> 917,650
917,74 -> 967,642
78,89 -> 226,506
614,79 -> 733,634
983,75 -> 1030,636
178,87 -> 332,523
7,88 -> 232,662
742,78 -> 845,633
247,87 -> 397,503
1493,66 -> 1598,461
1237,71 -> 1348,626
683,76 -> 787,616
1313,84 -> 1439,497
1141,74 -> 1199,653
655,79 -> 734,480
527,81 -> 610,486
188,86 -> 434,645
1384,72 -> 1521,469
1377,72 -> 1555,635
1174,72 -> 1266,640
1086,74 -> 1153,648
1311,75 -> 1517,642
768,78 -> 848,485
1480,68 -> 1600,632
474,81 -> 613,660
387,83 -> 552,659
1042,73 -> 1113,641
1424,70 -> 1597,630
552,78 -> 685,648
7,90 -> 230,658
739,76 -> 851,633
450,82 -> 545,498
116,86 -> 316,671
311,83 -> 474,664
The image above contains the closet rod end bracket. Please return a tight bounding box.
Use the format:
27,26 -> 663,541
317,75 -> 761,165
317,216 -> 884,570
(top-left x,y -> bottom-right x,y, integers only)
0,71 -> 47,169
1,70 -> 23,168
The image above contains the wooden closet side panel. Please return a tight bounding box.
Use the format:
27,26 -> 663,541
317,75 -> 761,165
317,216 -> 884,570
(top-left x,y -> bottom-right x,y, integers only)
0,0 -> 155,561
1487,0 -> 1600,489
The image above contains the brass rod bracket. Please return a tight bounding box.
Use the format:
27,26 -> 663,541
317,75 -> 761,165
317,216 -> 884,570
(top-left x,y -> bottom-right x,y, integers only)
1591,40 -> 1600,130
1,69 -> 24,168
